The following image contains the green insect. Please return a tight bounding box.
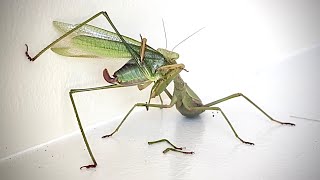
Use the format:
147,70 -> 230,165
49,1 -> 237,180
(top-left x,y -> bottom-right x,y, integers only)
25,11 -> 295,169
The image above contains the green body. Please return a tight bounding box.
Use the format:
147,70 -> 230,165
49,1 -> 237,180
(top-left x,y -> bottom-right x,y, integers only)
52,21 -> 169,86
53,20 -> 204,117
172,75 -> 204,117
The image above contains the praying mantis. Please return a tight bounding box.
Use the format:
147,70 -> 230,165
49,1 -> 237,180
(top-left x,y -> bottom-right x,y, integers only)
25,11 -> 295,169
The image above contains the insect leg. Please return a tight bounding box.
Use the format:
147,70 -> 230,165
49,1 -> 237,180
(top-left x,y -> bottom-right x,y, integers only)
142,64 -> 184,110
164,89 -> 173,99
100,12 -> 152,78
150,64 -> 185,98
187,105 -> 254,145
148,139 -> 194,154
25,11 -> 109,61
102,98 -> 177,138
159,94 -> 164,106
139,34 -> 147,62
204,93 -> 295,126
137,81 -> 152,91
25,11 -> 145,70
137,81 -> 165,110
69,84 -> 124,169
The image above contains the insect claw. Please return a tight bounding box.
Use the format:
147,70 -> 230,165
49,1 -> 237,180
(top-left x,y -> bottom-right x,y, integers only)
101,134 -> 112,138
25,44 -> 34,61
242,140 -> 254,146
183,151 -> 195,154
145,102 -> 149,111
273,119 -> 296,126
80,163 -> 97,169
281,122 -> 296,126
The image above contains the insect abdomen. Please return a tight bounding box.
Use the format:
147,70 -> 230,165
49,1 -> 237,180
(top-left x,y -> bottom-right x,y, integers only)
114,63 -> 148,86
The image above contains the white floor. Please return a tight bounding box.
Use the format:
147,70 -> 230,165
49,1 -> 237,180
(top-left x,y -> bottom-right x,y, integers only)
1,46 -> 320,180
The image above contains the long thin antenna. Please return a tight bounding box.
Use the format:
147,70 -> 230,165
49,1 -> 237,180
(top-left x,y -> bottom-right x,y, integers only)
172,27 -> 205,51
290,115 -> 320,123
162,18 -> 168,49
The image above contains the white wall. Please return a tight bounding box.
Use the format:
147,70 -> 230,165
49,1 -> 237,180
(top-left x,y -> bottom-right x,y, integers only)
1,0 -> 320,159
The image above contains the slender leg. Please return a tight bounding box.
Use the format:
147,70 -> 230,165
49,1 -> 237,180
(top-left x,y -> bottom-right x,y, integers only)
102,98 -> 194,154
148,139 -> 194,154
137,81 -> 152,91
164,89 -> 173,100
204,93 -> 295,126
25,12 -> 107,61
148,89 -> 194,154
159,94 -> 164,106
187,105 -> 254,145
162,148 -> 194,154
146,93 -> 194,154
139,34 -> 147,62
102,101 -> 175,138
69,84 -> 124,169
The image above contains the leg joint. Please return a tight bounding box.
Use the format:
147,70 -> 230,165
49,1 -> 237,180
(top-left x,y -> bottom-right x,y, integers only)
69,89 -> 75,94
136,103 -> 147,107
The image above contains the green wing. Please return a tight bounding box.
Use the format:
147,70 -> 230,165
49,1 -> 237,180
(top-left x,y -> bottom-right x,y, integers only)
51,21 -> 158,59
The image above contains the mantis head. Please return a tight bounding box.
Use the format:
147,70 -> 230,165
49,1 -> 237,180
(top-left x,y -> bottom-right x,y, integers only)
157,48 -> 179,64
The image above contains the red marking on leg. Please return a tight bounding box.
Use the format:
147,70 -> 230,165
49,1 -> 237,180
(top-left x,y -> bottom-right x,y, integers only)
103,68 -> 117,84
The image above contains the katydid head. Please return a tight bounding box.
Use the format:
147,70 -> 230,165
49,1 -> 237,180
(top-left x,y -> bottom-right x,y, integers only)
157,48 -> 179,64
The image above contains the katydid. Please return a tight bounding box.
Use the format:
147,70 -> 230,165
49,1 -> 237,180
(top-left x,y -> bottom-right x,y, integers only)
25,11 -> 295,169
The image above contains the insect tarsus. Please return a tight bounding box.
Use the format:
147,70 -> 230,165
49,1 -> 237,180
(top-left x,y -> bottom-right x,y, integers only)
25,44 -> 34,61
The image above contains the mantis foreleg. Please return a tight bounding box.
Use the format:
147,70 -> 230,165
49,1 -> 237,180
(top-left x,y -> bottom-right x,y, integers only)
150,64 -> 185,98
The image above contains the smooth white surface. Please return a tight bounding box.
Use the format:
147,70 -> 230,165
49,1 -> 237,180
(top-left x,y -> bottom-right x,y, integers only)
0,0 -> 320,179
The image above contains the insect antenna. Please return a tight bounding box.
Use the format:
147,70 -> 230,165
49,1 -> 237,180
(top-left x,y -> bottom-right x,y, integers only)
162,18 -> 168,49
172,27 -> 205,51
290,115 -> 320,123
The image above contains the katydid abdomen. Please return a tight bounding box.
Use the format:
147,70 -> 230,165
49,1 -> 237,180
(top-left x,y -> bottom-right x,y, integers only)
103,59 -> 149,85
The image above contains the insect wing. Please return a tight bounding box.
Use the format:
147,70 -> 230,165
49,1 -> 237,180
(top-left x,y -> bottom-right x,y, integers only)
52,35 -> 139,58
53,21 -> 142,46
51,21 -> 157,58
